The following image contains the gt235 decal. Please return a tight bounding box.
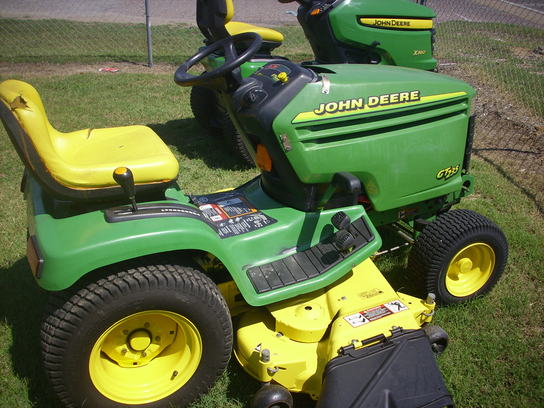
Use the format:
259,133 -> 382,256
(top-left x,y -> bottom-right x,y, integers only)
292,91 -> 467,124
436,165 -> 460,181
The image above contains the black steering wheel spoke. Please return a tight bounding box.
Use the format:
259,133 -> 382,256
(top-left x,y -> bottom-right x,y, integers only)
223,40 -> 239,62
174,32 -> 262,88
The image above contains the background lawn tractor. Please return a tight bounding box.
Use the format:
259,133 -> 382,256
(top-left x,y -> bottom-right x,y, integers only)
0,6 -> 507,408
191,0 -> 438,163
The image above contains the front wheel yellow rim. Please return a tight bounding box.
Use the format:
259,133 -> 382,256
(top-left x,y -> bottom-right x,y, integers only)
89,310 -> 202,405
445,243 -> 496,297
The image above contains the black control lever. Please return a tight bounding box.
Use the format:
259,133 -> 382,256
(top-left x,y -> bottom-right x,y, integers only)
332,172 -> 361,206
319,172 -> 362,208
113,167 -> 138,212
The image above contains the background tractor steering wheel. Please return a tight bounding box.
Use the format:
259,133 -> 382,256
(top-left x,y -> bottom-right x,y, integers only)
174,32 -> 262,87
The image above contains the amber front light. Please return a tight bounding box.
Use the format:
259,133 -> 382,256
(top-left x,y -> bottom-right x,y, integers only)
27,235 -> 44,278
256,144 -> 273,172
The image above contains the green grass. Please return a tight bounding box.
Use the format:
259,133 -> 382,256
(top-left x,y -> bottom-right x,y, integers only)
0,71 -> 542,408
0,19 -> 312,65
436,21 -> 544,117
0,16 -> 542,408
379,155 -> 544,407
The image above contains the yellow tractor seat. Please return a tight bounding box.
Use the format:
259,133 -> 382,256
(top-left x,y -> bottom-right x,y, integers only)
0,79 -> 179,202
226,21 -> 284,44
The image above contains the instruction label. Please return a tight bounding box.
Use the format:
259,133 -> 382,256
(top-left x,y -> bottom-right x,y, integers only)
344,301 -> 408,328
191,191 -> 277,239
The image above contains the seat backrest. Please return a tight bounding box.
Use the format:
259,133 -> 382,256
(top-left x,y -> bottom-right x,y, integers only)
0,79 -> 94,200
0,80 -> 172,202
0,80 -> 61,164
196,0 -> 232,42
225,0 -> 234,23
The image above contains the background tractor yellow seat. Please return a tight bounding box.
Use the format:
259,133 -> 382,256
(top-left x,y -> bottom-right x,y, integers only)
0,79 -> 179,201
226,22 -> 284,43
223,0 -> 283,49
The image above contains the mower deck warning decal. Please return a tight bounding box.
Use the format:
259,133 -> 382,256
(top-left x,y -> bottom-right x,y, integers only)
344,300 -> 408,328
191,191 -> 277,239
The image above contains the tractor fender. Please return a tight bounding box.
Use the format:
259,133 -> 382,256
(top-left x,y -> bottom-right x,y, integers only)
28,184 -> 234,292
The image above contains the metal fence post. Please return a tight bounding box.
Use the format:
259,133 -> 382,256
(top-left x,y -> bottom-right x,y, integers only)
145,0 -> 153,67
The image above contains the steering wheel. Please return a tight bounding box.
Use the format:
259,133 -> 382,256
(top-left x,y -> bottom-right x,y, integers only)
174,32 -> 262,87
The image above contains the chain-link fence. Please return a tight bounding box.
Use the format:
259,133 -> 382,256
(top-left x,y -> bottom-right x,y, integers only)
426,0 -> 544,212
0,0 -> 542,209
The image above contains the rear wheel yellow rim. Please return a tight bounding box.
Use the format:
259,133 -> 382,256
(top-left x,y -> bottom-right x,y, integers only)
445,243 -> 495,297
89,310 -> 202,404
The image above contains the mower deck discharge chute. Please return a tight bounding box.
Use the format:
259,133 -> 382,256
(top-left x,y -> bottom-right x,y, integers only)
0,2 -> 507,407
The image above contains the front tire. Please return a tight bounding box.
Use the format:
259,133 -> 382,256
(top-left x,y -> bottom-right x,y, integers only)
41,262 -> 232,408
410,209 -> 508,305
190,85 -> 222,133
190,85 -> 253,166
219,113 -> 253,166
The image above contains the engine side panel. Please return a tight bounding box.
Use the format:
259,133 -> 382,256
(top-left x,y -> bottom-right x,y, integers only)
272,64 -> 475,211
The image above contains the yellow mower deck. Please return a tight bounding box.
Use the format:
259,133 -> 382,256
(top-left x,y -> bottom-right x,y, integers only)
222,258 -> 435,399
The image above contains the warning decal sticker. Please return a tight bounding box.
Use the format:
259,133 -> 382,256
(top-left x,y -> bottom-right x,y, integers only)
344,300 -> 409,328
191,191 -> 277,239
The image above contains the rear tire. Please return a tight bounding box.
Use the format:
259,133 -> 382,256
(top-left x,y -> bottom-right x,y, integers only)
410,209 -> 508,305
41,262 -> 232,408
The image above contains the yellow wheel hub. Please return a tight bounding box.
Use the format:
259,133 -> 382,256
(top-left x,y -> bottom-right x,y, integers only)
445,243 -> 496,297
89,310 -> 202,404
129,330 -> 152,351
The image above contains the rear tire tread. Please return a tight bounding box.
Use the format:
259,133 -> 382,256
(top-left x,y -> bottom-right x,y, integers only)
41,261 -> 232,408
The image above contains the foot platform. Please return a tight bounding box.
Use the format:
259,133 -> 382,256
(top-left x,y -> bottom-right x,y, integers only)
247,217 -> 374,294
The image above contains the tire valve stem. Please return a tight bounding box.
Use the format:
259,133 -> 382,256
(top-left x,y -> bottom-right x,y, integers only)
171,370 -> 179,380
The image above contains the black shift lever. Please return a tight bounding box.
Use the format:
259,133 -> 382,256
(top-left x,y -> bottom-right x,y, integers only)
113,167 -> 138,212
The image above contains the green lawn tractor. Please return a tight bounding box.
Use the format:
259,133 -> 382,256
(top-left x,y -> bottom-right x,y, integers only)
0,20 -> 507,408
191,0 -> 437,163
